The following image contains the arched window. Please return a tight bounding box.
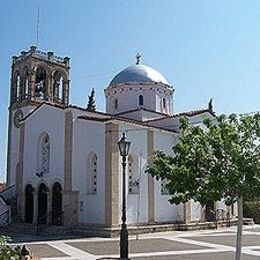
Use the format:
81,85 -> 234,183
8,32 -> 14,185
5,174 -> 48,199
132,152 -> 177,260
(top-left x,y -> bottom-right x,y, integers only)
38,133 -> 50,175
90,154 -> 98,194
23,68 -> 30,98
53,71 -> 64,102
128,155 -> 139,194
15,73 -> 21,100
139,95 -> 144,106
115,99 -> 118,110
35,67 -> 47,99
163,98 -> 166,108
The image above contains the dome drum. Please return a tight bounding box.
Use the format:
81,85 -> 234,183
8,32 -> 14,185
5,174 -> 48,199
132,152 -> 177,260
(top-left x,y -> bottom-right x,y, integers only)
104,82 -> 174,98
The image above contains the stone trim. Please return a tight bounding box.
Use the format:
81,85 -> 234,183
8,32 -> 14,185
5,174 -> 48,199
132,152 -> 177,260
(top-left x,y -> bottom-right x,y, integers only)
6,109 -> 13,186
63,190 -> 79,225
64,111 -> 73,191
63,111 -> 78,225
105,123 -> 119,226
17,124 -> 25,219
147,130 -> 155,223
183,201 -> 191,223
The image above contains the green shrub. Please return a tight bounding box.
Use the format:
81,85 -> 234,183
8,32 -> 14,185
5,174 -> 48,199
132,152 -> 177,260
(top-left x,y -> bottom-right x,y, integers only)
244,201 -> 260,224
0,236 -> 21,260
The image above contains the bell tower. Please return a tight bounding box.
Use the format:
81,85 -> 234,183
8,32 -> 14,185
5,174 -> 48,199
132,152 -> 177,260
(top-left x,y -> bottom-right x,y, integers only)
7,46 -> 71,187
10,45 -> 70,108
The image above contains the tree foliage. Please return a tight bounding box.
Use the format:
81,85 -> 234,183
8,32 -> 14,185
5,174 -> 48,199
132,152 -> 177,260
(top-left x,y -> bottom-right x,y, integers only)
146,113 -> 260,206
0,236 -> 21,260
86,88 -> 96,111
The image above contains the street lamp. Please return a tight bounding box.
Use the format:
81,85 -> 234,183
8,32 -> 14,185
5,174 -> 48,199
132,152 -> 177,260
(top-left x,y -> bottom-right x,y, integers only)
117,133 -> 131,260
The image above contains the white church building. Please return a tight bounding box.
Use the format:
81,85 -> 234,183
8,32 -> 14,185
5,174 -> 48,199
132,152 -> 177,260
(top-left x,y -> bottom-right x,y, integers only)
5,46 -> 235,236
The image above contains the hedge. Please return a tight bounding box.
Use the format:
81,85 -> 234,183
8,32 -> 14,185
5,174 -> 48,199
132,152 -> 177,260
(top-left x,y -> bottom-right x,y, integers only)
243,201 -> 260,224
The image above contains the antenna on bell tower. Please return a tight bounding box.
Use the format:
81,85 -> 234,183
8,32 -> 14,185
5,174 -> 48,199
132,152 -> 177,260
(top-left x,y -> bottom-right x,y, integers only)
36,0 -> 40,47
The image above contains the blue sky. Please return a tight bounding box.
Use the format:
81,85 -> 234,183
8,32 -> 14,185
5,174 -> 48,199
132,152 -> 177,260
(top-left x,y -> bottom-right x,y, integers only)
0,0 -> 260,181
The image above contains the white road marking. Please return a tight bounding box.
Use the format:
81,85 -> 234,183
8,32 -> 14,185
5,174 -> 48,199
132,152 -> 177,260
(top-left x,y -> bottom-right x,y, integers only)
42,242 -> 96,260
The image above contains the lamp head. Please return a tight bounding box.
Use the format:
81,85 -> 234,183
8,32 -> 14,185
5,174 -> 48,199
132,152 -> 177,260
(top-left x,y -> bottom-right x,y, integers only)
117,133 -> 131,157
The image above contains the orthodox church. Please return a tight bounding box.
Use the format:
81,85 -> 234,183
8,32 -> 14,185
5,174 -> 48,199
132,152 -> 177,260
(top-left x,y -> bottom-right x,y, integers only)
5,46 -> 235,235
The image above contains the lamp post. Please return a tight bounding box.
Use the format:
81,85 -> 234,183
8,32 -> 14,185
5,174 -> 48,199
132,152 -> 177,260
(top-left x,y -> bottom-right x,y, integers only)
117,133 -> 131,260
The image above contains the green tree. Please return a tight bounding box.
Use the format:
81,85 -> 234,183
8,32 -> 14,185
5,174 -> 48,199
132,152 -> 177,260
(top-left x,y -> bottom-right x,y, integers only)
146,113 -> 260,260
0,236 -> 21,260
86,88 -> 96,111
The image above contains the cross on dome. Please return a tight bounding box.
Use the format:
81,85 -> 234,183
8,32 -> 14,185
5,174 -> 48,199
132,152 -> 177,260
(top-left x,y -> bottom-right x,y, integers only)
136,53 -> 142,65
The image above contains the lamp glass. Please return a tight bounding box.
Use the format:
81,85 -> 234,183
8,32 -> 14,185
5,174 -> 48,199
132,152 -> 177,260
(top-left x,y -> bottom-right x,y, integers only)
117,134 -> 131,157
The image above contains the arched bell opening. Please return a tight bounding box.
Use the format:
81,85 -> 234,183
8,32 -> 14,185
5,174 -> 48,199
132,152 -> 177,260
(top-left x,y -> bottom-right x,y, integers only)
37,183 -> 48,224
52,182 -> 63,225
35,67 -> 47,100
53,71 -> 65,104
25,184 -> 34,223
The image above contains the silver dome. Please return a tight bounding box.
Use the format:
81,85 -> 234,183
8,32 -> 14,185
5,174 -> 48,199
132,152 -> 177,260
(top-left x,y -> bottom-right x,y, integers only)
109,64 -> 169,86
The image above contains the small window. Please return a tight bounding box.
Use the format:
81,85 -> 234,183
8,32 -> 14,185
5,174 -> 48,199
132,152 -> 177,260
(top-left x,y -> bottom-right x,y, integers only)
163,98 -> 166,108
38,133 -> 50,175
115,99 -> 118,109
128,156 -> 139,194
139,95 -> 144,106
90,154 -> 98,194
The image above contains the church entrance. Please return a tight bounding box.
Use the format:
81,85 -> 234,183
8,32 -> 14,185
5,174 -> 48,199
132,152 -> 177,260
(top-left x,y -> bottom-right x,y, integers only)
25,184 -> 34,223
52,182 -> 63,225
205,201 -> 215,222
38,183 -> 48,224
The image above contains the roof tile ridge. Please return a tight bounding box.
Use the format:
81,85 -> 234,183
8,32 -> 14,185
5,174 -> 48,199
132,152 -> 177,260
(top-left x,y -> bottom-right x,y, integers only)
173,108 -> 216,118
68,104 -> 112,115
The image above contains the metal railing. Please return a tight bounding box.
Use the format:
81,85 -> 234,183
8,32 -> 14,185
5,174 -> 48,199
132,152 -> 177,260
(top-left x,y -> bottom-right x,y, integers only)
209,208 -> 230,229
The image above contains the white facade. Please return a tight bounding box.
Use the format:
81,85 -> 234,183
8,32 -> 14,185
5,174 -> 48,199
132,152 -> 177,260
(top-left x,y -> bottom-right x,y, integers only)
6,47 -> 234,232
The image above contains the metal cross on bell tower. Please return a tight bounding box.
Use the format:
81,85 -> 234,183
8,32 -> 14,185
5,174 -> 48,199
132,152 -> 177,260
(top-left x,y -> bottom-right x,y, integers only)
136,53 -> 142,65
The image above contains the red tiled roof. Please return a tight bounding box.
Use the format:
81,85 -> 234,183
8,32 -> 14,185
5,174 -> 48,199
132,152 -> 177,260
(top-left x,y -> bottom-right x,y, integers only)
146,108 -> 215,123
78,114 -> 178,133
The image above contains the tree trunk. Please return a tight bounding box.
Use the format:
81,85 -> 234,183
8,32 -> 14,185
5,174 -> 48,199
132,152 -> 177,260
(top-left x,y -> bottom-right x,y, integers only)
235,197 -> 243,260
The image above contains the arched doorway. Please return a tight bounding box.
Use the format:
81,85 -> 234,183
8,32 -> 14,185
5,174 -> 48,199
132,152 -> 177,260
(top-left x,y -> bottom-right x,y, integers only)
52,182 -> 63,225
38,183 -> 48,224
25,184 -> 34,223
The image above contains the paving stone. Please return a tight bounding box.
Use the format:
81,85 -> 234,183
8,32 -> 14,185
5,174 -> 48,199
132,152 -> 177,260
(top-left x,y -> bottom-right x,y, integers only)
133,252 -> 260,260
186,235 -> 260,247
68,238 -> 209,256
27,244 -> 68,258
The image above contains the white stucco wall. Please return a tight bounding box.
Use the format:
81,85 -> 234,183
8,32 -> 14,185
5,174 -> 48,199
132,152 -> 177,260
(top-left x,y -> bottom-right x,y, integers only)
154,131 -> 184,222
73,116 -> 106,224
191,200 -> 203,222
119,124 -> 149,224
9,105 -> 37,187
23,105 -> 65,190
118,110 -> 165,122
